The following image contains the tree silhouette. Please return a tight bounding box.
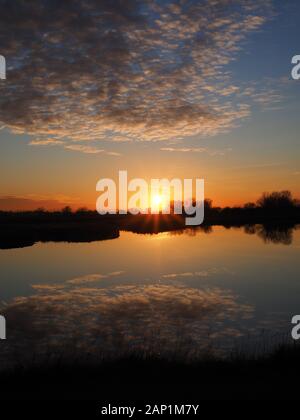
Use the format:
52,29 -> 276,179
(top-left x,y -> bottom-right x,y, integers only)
257,191 -> 296,209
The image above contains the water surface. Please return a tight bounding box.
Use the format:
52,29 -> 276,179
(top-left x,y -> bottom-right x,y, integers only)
0,225 -> 299,362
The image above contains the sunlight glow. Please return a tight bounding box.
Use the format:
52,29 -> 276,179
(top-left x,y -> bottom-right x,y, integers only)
150,193 -> 169,212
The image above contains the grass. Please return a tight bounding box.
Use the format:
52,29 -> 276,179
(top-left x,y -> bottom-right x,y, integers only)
0,342 -> 299,400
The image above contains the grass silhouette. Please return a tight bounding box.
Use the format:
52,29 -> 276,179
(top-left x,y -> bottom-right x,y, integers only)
0,341 -> 299,400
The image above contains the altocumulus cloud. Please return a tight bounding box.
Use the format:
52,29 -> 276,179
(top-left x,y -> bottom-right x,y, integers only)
0,0 -> 273,147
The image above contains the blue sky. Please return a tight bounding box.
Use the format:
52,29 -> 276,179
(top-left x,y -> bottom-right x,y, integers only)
0,0 -> 299,208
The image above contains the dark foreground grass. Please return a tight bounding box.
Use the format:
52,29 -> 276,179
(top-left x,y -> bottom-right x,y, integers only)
0,343 -> 299,401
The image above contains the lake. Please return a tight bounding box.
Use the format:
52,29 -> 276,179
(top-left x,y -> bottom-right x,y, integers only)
0,225 -> 299,364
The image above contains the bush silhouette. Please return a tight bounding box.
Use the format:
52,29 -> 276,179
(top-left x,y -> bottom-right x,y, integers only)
257,191 -> 296,209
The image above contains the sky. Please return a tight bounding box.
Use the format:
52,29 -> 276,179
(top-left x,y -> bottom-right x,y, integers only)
0,0 -> 299,210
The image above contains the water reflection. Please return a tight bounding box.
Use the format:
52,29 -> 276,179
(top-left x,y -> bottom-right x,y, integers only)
0,222 -> 298,249
0,225 -> 299,369
243,224 -> 295,245
168,225 -> 213,236
1,278 -> 254,367
169,224 -> 299,245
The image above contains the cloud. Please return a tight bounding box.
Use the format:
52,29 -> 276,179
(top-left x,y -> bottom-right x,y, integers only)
160,147 -> 231,155
0,195 -> 78,211
30,140 -> 122,155
0,0 -> 274,147
64,144 -> 104,154
161,147 -> 207,153
29,138 -> 63,146
64,144 -> 121,155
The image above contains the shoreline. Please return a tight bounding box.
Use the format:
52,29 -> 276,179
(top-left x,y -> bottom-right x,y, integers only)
1,211 -> 299,249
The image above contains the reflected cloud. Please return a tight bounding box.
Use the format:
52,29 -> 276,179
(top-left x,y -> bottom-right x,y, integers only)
162,267 -> 233,279
0,280 -> 254,366
66,271 -> 124,285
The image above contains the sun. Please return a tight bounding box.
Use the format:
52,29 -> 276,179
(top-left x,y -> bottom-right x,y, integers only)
152,194 -> 163,206
150,193 -> 168,212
